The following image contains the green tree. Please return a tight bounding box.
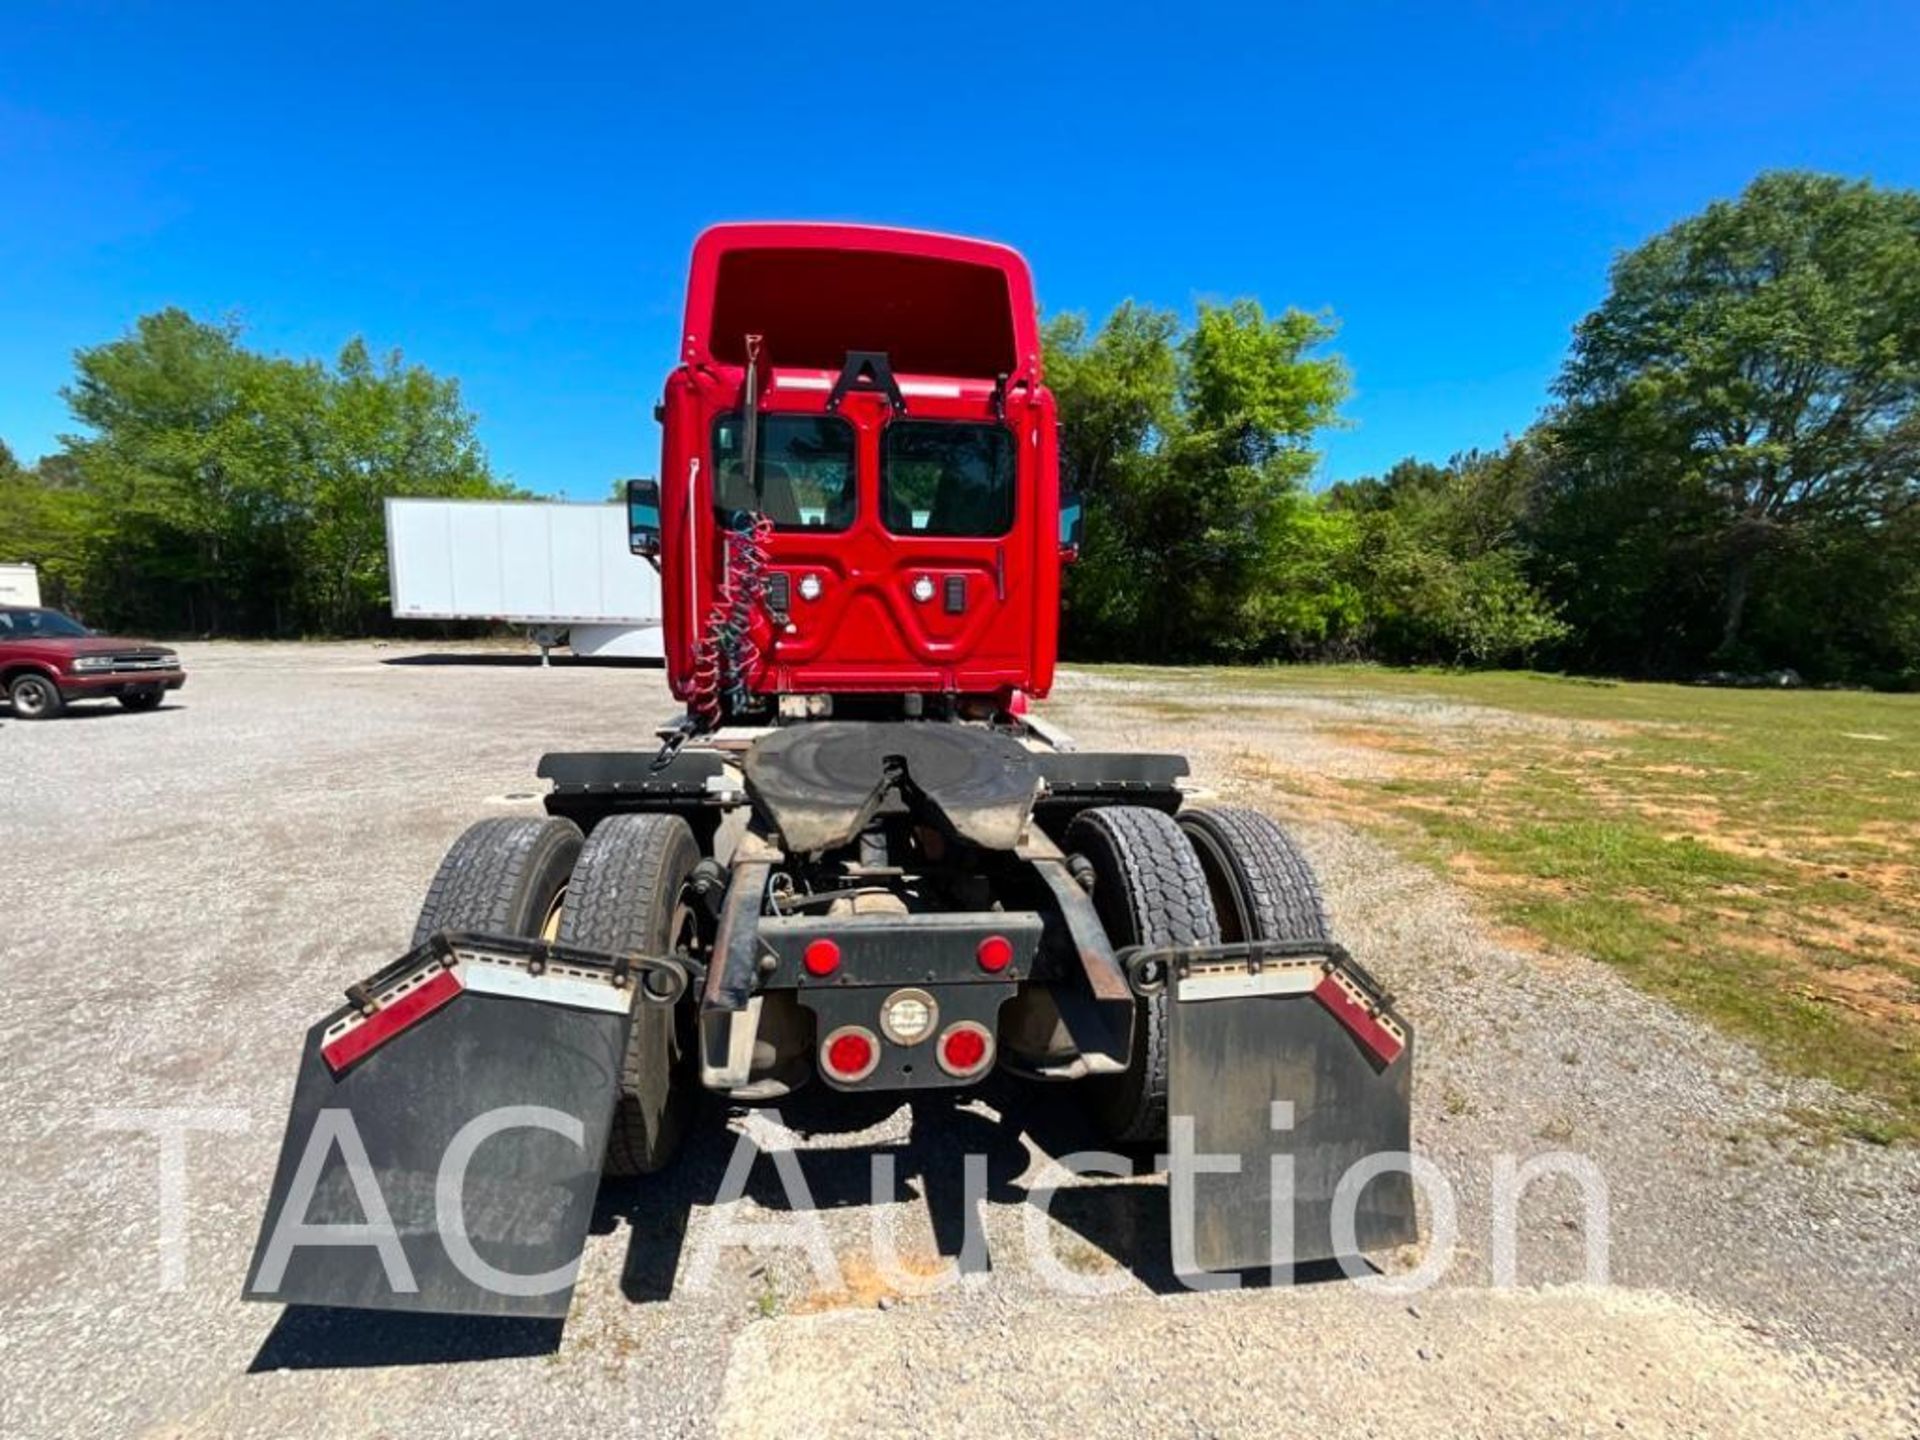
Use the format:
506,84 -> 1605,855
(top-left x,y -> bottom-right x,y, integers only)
302,338 -> 497,634
0,447 -> 97,613
1045,304 -> 1179,504
1045,305 -> 1181,650
45,309 -> 504,635
1047,298 -> 1356,660
1331,446 -> 1567,666
60,310 -> 311,632
1543,171 -> 1920,674
1161,300 -> 1353,656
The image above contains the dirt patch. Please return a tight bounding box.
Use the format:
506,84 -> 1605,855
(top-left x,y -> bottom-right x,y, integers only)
1796,964 -> 1920,1027
1793,907 -> 1920,972
716,1287 -> 1920,1440
788,1254 -> 956,1315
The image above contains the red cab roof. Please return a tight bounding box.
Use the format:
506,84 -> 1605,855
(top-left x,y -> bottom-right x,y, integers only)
681,223 -> 1041,381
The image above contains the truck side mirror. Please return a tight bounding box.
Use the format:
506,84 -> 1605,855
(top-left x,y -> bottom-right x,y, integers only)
626,478 -> 662,559
1059,496 -> 1084,564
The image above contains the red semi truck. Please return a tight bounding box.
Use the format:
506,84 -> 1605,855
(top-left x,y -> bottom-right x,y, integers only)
245,224 -> 1415,1319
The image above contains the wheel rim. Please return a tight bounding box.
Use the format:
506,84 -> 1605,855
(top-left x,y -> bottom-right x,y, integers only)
14,679 -> 52,716
539,886 -> 568,941
661,892 -> 699,1029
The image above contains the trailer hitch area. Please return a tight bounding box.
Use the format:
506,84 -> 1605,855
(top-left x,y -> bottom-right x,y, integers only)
243,933 -> 688,1319
1124,939 -> 1417,1275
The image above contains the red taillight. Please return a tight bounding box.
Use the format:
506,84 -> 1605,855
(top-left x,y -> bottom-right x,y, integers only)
827,1032 -> 871,1072
937,1022 -> 993,1078
803,938 -> 841,977
976,934 -> 1013,973
820,1025 -> 880,1082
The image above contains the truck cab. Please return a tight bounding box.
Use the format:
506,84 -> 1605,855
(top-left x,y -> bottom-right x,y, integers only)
640,224 -> 1066,716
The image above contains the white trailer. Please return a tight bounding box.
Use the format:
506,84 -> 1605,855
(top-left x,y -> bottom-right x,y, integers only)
385,498 -> 663,660
0,563 -> 42,607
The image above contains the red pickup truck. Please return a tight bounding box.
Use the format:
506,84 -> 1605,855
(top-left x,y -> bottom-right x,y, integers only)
0,606 -> 186,719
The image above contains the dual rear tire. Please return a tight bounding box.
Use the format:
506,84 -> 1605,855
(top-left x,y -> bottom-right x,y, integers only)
411,812 -> 699,1178
412,799 -> 1327,1162
1177,805 -> 1330,946
558,815 -> 702,1176
1068,807 -> 1218,1144
1068,803 -> 1330,1146
410,816 -> 581,949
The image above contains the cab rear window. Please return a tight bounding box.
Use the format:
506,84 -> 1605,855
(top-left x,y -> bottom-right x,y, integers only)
883,422 -> 1015,538
712,414 -> 856,531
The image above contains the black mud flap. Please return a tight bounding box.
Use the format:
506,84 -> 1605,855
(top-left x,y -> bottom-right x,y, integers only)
1156,941 -> 1416,1275
243,933 -> 683,1319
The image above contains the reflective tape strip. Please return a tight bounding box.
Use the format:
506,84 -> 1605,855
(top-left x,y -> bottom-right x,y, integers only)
773,375 -> 832,391
899,381 -> 962,398
321,967 -> 463,1073
460,961 -> 631,1015
1176,961 -> 1321,1002
1312,970 -> 1406,1066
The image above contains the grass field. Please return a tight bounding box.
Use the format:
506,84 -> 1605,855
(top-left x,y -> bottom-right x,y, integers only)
1110,664 -> 1920,1142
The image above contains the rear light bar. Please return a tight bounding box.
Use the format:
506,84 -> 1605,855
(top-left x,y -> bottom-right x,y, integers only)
766,916 -> 1042,987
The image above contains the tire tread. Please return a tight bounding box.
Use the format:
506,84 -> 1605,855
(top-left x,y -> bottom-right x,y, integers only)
1066,805 -> 1219,1143
558,814 -> 700,1176
411,816 -> 582,947
1179,806 -> 1330,942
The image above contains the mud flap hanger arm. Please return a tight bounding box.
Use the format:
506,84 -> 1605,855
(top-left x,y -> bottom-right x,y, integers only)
1120,937 -> 1406,1069
1119,937 -> 1389,1000
346,931 -> 697,1013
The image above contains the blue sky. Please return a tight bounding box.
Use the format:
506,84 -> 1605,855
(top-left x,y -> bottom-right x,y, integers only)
3,1 -> 1916,498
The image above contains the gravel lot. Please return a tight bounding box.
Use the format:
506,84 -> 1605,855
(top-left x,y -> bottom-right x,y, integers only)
2,643 -> 1916,1438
